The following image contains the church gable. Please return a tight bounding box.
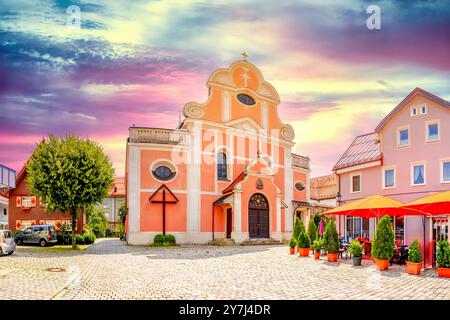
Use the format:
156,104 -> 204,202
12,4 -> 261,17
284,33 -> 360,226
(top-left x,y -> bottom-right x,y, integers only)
182,58 -> 294,141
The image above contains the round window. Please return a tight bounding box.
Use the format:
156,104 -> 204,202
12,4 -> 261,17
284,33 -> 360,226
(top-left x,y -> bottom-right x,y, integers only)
295,182 -> 305,191
237,93 -> 256,106
152,165 -> 176,181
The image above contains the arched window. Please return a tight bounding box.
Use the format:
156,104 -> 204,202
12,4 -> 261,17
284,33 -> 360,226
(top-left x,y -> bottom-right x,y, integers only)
217,152 -> 227,180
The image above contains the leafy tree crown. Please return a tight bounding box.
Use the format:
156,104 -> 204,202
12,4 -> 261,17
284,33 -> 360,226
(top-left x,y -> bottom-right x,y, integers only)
436,240 -> 450,268
27,135 -> 114,214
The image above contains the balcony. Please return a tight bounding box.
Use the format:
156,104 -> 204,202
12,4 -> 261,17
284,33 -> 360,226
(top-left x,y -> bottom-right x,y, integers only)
292,153 -> 310,171
128,127 -> 189,145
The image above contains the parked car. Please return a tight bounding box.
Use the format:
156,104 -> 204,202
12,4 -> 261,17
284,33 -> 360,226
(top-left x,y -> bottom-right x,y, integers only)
15,225 -> 57,247
0,230 -> 16,256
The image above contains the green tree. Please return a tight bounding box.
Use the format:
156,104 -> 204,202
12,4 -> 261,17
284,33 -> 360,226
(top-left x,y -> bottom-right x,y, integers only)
86,205 -> 109,238
118,202 -> 126,238
307,218 -> 317,242
323,219 -> 340,253
371,215 -> 395,260
27,135 -> 114,249
293,217 -> 305,240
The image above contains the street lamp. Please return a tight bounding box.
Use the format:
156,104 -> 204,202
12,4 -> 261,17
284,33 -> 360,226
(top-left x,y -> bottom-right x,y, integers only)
336,192 -> 342,206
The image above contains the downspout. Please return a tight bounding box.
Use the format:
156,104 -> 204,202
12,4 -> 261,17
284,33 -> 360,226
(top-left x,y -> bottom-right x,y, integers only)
211,203 -> 215,242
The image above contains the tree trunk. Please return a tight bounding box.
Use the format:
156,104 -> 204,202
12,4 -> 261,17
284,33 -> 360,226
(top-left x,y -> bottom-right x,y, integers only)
71,208 -> 77,249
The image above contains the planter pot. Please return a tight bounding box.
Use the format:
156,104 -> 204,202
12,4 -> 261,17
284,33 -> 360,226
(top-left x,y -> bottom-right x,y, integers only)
353,256 -> 362,266
436,267 -> 450,278
374,258 -> 389,271
406,261 -> 422,275
327,252 -> 338,262
314,251 -> 320,259
289,247 -> 295,255
298,248 -> 310,257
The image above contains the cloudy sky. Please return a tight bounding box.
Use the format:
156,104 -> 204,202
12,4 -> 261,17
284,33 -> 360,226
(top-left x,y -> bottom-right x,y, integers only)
1,0 -> 449,177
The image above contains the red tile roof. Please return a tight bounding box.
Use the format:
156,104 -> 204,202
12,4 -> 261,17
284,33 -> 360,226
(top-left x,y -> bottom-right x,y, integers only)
333,133 -> 382,171
109,177 -> 125,197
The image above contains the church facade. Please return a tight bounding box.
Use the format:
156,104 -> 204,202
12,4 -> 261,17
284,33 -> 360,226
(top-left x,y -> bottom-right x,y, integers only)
125,59 -> 311,245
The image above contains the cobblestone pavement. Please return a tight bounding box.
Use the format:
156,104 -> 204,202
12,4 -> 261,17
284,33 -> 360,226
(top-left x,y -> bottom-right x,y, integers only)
0,238 -> 449,300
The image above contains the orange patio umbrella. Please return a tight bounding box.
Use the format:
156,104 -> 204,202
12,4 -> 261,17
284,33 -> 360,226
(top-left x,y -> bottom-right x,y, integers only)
325,194 -> 426,218
403,190 -> 450,215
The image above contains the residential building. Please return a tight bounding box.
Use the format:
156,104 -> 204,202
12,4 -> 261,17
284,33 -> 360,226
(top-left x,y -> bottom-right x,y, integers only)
101,177 -> 125,232
333,88 -> 450,266
125,59 -> 311,245
8,166 -> 84,232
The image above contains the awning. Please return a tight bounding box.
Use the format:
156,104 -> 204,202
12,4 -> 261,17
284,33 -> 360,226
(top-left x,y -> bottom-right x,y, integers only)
324,194 -> 426,218
403,190 -> 450,216
292,200 -> 313,208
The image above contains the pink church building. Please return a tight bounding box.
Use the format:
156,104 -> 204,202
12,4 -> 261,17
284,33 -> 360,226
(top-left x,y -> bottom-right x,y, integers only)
125,59 -> 312,245
333,88 -> 450,266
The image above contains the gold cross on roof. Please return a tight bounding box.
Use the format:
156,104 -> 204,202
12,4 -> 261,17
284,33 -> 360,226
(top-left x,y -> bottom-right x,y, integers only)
241,51 -> 248,61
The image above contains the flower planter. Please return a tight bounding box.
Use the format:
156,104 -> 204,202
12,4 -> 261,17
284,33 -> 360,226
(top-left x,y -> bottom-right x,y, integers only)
374,258 -> 389,271
436,267 -> 450,278
353,256 -> 362,266
289,247 -> 295,255
406,261 -> 422,275
327,252 -> 338,262
298,248 -> 310,257
314,252 -> 320,259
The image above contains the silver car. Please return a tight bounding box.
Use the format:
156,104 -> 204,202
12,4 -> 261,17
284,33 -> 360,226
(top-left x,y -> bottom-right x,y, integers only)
0,230 -> 16,256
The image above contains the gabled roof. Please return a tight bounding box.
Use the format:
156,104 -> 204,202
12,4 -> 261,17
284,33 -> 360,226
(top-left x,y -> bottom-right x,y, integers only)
333,133 -> 382,171
375,87 -> 450,133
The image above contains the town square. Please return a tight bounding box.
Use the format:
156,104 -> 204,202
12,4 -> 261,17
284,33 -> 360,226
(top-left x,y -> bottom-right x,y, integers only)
0,0 -> 449,305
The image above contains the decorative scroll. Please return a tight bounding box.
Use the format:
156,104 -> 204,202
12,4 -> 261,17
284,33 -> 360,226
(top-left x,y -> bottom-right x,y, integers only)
281,124 -> 295,141
183,103 -> 204,119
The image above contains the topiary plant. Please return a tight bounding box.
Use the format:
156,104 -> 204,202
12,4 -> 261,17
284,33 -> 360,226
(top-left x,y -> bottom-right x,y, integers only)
288,238 -> 297,249
293,217 -> 305,240
307,218 -> 317,243
323,219 -> 340,253
407,239 -> 422,263
313,239 -> 322,253
349,240 -> 363,257
298,231 -> 311,249
436,240 -> 450,268
371,215 -> 395,260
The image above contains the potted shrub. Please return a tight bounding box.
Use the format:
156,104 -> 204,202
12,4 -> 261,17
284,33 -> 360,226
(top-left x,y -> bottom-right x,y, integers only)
288,238 -> 297,255
371,215 -> 394,271
349,240 -> 363,266
307,218 -> 317,249
313,239 -> 322,259
436,240 -> 450,278
297,231 -> 311,257
323,219 -> 340,262
293,217 -> 305,252
406,239 -> 423,275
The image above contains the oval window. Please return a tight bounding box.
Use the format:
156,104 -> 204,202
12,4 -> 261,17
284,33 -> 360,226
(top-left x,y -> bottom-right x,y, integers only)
152,166 -> 176,181
295,182 -> 305,191
237,93 -> 255,106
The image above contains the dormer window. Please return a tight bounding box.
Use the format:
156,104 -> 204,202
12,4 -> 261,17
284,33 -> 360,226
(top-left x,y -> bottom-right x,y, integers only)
237,93 -> 255,106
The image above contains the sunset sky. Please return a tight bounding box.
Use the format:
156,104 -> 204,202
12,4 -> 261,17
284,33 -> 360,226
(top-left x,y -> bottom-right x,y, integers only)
1,0 -> 449,177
